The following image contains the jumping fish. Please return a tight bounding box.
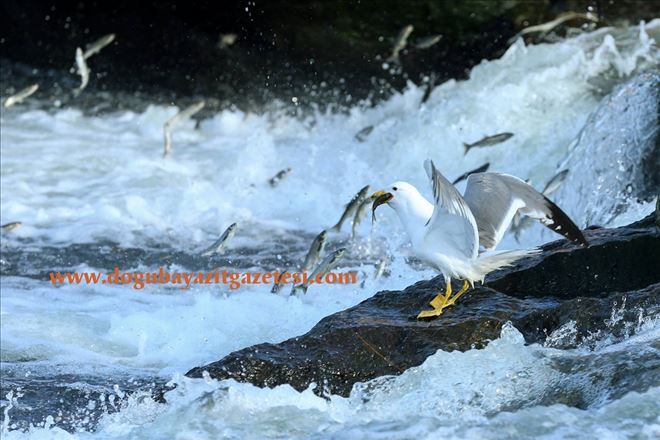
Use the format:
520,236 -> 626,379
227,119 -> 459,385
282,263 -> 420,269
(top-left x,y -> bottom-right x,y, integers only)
301,230 -> 327,273
463,132 -> 514,154
163,101 -> 205,157
386,24 -> 413,63
451,162 -> 491,185
200,223 -> 237,257
292,248 -> 346,295
219,33 -> 238,49
419,73 -> 437,107
74,47 -> 90,95
269,168 -> 292,187
354,125 -> 374,142
510,11 -> 599,44
83,34 -> 116,59
331,185 -> 370,232
271,271 -> 290,294
3,84 -> 39,108
371,191 -> 394,224
373,258 -> 387,280
351,197 -> 373,239
541,169 -> 569,196
1,222 -> 22,232
414,34 -> 442,49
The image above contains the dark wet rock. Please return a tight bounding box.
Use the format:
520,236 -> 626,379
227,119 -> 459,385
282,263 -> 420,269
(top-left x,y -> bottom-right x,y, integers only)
555,70 -> 660,227
186,214 -> 660,397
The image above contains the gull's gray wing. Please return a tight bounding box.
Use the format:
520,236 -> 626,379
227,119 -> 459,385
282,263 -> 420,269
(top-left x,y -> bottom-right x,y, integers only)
463,173 -> 588,250
423,159 -> 479,259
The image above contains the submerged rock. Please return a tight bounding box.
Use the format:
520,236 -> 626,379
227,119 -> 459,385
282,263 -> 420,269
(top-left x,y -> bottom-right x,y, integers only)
186,214 -> 660,397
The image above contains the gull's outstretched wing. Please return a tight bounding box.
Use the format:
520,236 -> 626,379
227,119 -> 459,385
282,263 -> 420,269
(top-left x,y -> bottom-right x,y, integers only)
463,173 -> 588,250
423,159 -> 479,259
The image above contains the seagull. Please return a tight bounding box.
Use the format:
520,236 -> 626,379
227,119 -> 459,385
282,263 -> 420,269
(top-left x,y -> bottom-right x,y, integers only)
371,159 -> 588,319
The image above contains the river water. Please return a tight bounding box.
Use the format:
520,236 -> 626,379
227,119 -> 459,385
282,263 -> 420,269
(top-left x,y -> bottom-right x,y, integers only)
1,21 -> 659,439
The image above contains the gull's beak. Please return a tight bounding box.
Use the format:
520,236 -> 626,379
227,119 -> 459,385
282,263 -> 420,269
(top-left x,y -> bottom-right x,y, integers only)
371,190 -> 393,223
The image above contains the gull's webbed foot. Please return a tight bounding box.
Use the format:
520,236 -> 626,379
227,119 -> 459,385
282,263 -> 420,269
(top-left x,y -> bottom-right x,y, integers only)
417,281 -> 452,320
417,280 -> 471,320
428,281 -> 452,309
417,307 -> 445,319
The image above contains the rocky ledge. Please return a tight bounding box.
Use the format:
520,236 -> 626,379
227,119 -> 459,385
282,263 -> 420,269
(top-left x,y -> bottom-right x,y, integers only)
186,213 -> 660,397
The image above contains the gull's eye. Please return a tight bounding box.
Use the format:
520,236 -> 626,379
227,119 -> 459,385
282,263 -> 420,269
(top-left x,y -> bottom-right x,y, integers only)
392,186 -> 398,191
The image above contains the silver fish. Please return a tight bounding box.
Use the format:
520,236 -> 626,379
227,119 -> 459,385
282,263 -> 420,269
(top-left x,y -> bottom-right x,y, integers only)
418,73 -> 438,107
83,34 -> 116,59
351,197 -> 372,239
271,271 -> 289,294
542,169 -> 569,196
415,34 -> 442,49
219,33 -> 238,49
373,258 -> 387,280
331,185 -> 370,232
74,47 -> 90,95
3,84 -> 39,108
163,101 -> 205,157
354,125 -> 374,142
200,223 -> 237,257
386,24 -> 413,62
451,162 -> 490,185
511,214 -> 534,242
510,11 -> 599,44
301,230 -> 327,273
1,221 -> 22,232
463,132 -> 514,154
292,248 -> 346,295
269,168 -> 292,187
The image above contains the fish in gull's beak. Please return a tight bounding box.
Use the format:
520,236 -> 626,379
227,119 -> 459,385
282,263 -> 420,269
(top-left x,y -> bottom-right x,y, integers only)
371,190 -> 393,223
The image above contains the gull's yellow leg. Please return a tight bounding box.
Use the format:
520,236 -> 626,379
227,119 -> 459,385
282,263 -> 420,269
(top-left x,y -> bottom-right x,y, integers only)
417,280 -> 471,319
445,280 -> 470,307
417,280 -> 452,319
429,281 -> 452,309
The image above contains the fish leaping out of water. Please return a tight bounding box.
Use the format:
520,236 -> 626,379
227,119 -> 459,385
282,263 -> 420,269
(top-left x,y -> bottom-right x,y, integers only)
371,159 -> 588,319
386,25 -> 414,63
74,47 -> 90,96
163,101 -> 205,157
3,84 -> 39,108
83,34 -> 116,59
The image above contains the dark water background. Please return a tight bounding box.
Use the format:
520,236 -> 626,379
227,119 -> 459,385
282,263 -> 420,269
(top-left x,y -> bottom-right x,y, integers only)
1,0 -> 657,111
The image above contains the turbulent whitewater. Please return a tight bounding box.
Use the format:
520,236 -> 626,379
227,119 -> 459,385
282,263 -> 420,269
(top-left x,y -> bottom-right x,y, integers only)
1,21 -> 659,439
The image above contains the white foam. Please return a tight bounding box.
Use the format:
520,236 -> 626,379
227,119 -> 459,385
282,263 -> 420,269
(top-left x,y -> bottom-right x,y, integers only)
1,21 -> 657,248
5,321 -> 658,439
1,21 -> 659,439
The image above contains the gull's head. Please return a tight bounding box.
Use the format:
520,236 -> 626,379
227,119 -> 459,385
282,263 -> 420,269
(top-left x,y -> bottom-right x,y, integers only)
371,181 -> 420,221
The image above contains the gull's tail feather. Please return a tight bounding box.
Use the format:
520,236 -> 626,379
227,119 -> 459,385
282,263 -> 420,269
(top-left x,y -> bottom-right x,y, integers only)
471,248 -> 540,281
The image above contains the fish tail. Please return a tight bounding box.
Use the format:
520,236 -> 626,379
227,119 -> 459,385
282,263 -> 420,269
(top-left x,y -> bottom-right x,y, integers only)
330,222 -> 342,233
290,284 -> 307,296
463,143 -> 471,155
